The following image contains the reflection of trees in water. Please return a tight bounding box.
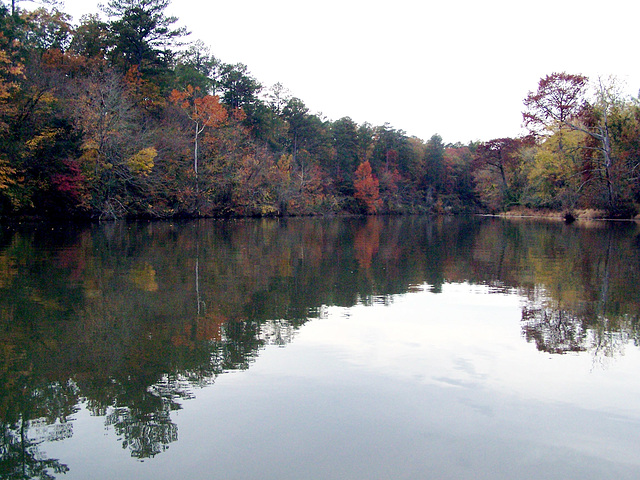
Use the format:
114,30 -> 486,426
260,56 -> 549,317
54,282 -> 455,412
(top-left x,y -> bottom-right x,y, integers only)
590,322 -> 635,367
107,408 -> 178,459
0,419 -> 69,480
0,360 -> 78,479
260,318 -> 301,347
465,217 -> 640,359
98,373 -> 196,458
522,302 -> 588,354
97,317 -> 302,459
521,289 -> 640,360
1,217 -> 640,476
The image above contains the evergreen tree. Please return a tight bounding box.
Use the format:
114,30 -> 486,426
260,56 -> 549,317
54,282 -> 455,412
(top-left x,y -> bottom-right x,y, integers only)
102,0 -> 187,76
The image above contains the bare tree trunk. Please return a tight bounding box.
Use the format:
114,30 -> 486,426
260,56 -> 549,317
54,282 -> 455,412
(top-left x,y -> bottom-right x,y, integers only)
601,117 -> 615,209
194,120 -> 204,215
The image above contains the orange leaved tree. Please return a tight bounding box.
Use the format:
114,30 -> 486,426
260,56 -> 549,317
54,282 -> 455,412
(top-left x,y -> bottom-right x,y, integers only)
353,160 -> 382,213
169,85 -> 228,184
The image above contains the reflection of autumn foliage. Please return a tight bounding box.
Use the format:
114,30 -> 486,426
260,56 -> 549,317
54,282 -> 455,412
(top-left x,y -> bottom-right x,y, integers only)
2,216 -> 640,466
354,161 -> 382,213
197,313 -> 226,342
129,262 -> 159,292
354,218 -> 381,270
171,313 -> 226,347
0,252 -> 16,289
464,218 -> 640,357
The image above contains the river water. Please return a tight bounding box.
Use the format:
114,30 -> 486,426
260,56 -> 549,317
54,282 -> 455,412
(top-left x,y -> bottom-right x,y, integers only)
1,216 -> 639,479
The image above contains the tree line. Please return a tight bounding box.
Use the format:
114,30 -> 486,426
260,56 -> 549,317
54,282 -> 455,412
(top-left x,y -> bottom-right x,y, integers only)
1,0 -> 639,220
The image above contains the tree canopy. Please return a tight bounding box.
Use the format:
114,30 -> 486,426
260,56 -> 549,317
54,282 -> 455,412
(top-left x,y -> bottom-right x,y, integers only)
0,2 -> 638,220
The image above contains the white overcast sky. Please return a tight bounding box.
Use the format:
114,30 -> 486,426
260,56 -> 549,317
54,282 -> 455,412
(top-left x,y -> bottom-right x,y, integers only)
47,0 -> 640,143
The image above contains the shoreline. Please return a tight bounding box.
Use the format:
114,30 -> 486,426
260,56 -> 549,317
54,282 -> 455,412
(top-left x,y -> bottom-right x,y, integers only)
495,207 -> 640,223
2,208 -> 640,225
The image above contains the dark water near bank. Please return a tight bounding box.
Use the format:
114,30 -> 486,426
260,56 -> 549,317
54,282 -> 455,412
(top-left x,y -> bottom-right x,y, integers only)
1,216 -> 640,479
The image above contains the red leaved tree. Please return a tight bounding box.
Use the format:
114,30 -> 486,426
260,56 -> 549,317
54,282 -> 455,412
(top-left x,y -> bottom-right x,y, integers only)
354,160 -> 382,214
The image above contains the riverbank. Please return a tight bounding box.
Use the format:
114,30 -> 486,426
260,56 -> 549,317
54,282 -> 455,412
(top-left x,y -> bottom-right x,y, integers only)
498,207 -> 640,222
2,206 -> 640,225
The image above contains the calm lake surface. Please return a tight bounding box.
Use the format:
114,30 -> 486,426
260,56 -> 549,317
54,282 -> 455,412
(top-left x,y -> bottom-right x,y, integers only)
1,215 -> 640,479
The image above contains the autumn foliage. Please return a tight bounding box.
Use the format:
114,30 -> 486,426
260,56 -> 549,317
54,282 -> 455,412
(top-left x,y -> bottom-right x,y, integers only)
0,2 -> 639,219
354,161 -> 382,213
169,86 -> 228,130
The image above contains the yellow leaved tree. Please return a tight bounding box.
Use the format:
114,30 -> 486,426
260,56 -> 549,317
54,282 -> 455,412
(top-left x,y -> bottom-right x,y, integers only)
127,147 -> 157,176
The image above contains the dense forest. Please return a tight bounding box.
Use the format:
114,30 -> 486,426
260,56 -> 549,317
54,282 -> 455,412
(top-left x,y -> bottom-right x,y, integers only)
1,0 -> 640,220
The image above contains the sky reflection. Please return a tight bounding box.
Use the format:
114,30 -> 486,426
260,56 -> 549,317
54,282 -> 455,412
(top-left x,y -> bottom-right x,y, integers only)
45,282 -> 640,480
